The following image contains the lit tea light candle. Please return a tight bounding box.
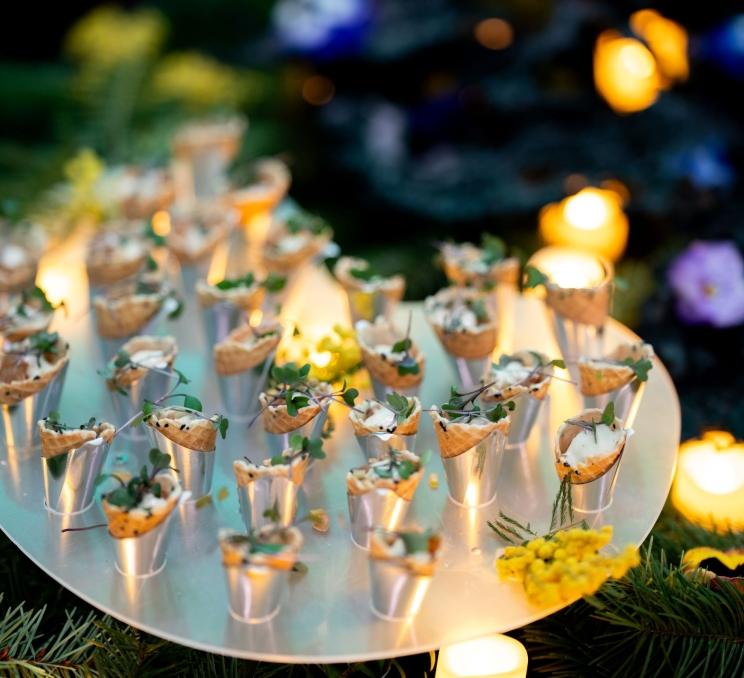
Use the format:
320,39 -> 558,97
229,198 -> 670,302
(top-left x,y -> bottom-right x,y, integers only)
671,431 -> 744,532
539,186 -> 629,261
527,247 -> 608,290
437,634 -> 528,678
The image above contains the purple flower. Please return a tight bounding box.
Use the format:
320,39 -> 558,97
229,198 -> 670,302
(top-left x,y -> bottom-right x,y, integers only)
668,240 -> 744,328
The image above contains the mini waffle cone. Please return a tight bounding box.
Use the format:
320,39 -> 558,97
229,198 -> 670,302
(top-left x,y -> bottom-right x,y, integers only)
87,257 -> 145,288
443,255 -> 520,288
0,346 -> 69,407
545,268 -> 613,327
434,324 -> 498,359
369,530 -> 440,576
555,409 -> 626,483
108,335 -> 178,389
333,256 -> 405,300
195,280 -> 263,310
259,392 -> 322,434
214,324 -> 281,376
146,408 -> 217,452
262,231 -> 331,273
233,453 -> 310,487
0,262 -> 37,293
347,453 -> 423,501
360,345 -> 425,389
94,294 -> 162,339
38,421 -> 115,458
578,342 -> 654,396
429,409 -> 509,459
103,473 -> 181,539
349,397 -> 421,436
480,350 -> 553,403
168,223 -> 230,266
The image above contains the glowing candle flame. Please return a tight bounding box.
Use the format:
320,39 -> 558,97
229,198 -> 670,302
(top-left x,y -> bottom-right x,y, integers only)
436,633 -> 528,678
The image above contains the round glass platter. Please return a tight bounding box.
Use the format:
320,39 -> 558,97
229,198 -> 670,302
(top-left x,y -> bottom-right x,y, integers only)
0,271 -> 680,664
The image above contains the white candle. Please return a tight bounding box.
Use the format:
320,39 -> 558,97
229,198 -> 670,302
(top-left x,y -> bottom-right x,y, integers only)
436,634 -> 528,678
528,246 -> 608,289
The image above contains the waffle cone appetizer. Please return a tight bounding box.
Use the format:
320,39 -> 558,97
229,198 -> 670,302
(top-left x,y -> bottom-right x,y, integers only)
429,409 -> 510,459
480,351 -> 553,403
195,279 -> 263,311
102,471 -> 182,539
356,318 -> 425,389
145,407 -> 219,452
0,239 -> 40,294
349,397 -> 421,436
167,204 -> 236,266
86,226 -> 148,288
334,256 -> 405,300
94,283 -> 164,339
262,229 -> 332,273
347,451 -> 423,501
425,287 -> 498,359
219,525 -> 303,570
0,295 -> 53,342
214,323 -> 281,376
369,528 -> 442,576
555,408 -> 628,483
578,342 -> 654,396
0,335 -> 69,406
107,335 -> 178,390
232,158 -> 291,222
258,384 -> 331,434
233,451 -> 311,487
543,257 -> 614,327
38,419 -> 115,458
440,241 -> 520,288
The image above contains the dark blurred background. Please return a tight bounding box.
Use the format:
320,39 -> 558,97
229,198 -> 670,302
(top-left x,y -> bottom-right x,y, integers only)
2,0 -> 744,437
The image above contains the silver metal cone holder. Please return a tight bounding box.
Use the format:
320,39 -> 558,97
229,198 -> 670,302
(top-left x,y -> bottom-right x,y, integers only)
0,362 -> 68,454
43,437 -> 111,515
547,309 -> 605,381
569,453 -> 624,514
368,558 -> 433,620
348,489 -> 410,549
238,475 -> 299,531
224,563 -> 289,624
505,393 -> 544,446
147,427 -> 215,502
201,302 -> 246,351
344,287 -> 397,325
446,354 -> 490,392
265,405 -> 329,457
112,492 -> 188,578
110,368 -> 174,441
217,354 -> 275,423
583,380 -> 646,429
370,378 -> 420,403
354,432 -> 417,461
441,430 -> 506,507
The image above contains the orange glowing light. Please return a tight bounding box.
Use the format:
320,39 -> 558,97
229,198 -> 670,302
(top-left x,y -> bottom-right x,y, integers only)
151,210 -> 171,236
474,18 -> 513,51
538,186 -> 629,261
671,431 -> 744,532
302,75 -> 335,106
630,9 -> 688,83
594,31 -> 660,113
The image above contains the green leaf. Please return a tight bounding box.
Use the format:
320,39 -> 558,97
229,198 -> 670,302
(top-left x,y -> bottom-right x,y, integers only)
142,400 -> 154,417
481,233 -> 506,265
397,356 -> 420,376
106,487 -> 137,508
173,368 -> 190,386
218,416 -> 229,440
46,453 -> 68,479
216,273 -> 255,290
348,265 -> 378,282
261,273 -> 287,293
113,350 -> 130,369
550,359 -> 566,369
601,401 -> 615,426
167,296 -> 184,320
392,337 -> 412,354
397,460 -> 416,480
308,438 -> 326,460
623,357 -> 653,382
182,395 -> 203,412
289,432 -> 303,450
523,265 -> 549,289
342,388 -> 358,406
270,455 -> 286,466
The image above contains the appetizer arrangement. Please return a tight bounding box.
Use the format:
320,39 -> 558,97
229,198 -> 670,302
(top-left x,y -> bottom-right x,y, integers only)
0,132 -> 658,640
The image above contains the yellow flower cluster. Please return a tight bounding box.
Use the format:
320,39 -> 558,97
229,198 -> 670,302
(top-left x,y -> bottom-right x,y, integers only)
279,324 -> 362,384
151,51 -> 259,110
496,526 -> 640,606
65,6 -> 166,66
62,148 -> 106,222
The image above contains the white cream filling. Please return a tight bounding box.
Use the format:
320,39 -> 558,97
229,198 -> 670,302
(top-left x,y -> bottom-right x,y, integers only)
430,304 -> 479,331
374,344 -> 406,362
0,244 -> 28,269
489,360 -> 532,389
129,349 -> 168,370
22,354 -> 53,379
139,492 -> 167,511
276,233 -> 309,254
364,402 -> 397,431
564,425 -> 624,468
